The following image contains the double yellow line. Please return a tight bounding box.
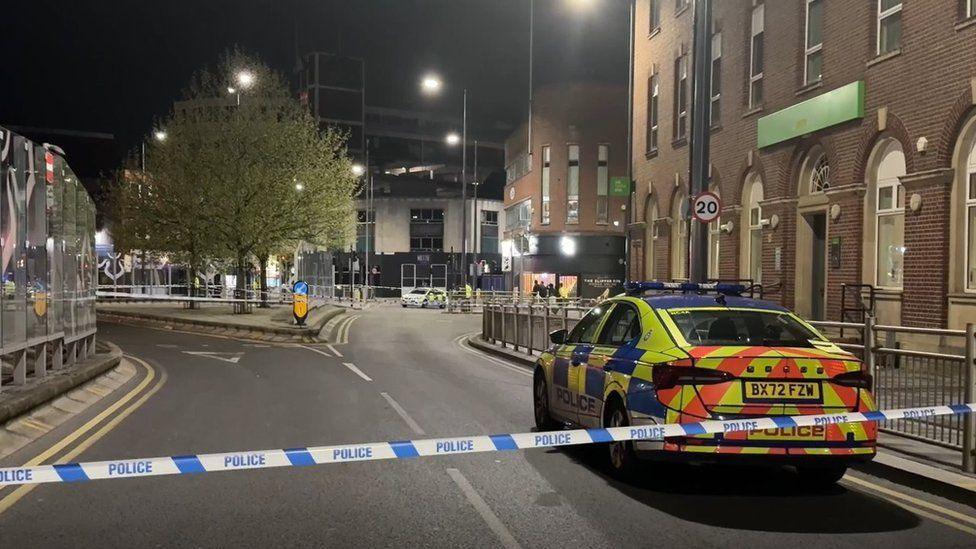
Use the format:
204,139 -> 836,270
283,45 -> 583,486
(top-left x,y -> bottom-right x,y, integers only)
0,355 -> 166,515
844,474 -> 976,536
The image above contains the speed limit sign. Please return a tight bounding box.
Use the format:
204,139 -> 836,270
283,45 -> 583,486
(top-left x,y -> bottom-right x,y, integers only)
692,191 -> 722,223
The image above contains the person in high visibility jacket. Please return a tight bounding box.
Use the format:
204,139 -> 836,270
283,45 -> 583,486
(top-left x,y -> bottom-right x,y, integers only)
464,283 -> 473,299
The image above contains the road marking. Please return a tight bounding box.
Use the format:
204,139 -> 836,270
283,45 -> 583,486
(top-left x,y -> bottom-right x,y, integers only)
342,362 -> 373,382
334,314 -> 359,344
300,345 -> 334,359
844,474 -> 976,527
446,468 -> 522,549
380,392 -> 425,435
454,333 -> 533,378
243,344 -> 270,348
327,344 -> 343,357
0,356 -> 166,515
181,351 -> 243,364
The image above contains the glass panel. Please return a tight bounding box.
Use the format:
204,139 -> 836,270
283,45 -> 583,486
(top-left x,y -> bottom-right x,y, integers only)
750,207 -> 760,226
969,172 -> 976,200
27,146 -> 48,340
750,228 -> 763,283
751,79 -> 763,108
880,12 -> 901,54
807,0 -> 823,47
751,34 -> 764,76
876,213 -> 905,288
805,50 -> 822,84
880,0 -> 901,11
878,186 -> 893,210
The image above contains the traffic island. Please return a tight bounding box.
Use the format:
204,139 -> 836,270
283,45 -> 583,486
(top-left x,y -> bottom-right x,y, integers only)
97,302 -> 344,343
0,340 -> 123,425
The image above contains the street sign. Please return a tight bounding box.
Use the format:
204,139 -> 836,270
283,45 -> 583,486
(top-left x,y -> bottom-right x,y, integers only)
692,191 -> 721,223
609,177 -> 630,197
501,256 -> 512,272
293,279 -> 309,326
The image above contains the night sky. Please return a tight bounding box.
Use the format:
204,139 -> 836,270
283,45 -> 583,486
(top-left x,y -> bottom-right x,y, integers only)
2,0 -> 629,168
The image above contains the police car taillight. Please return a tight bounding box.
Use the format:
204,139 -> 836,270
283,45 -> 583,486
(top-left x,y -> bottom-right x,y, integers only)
652,363 -> 734,390
832,370 -> 873,391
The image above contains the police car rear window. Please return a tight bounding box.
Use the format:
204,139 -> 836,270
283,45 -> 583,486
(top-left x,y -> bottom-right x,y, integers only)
408,289 -> 427,295
665,309 -> 822,347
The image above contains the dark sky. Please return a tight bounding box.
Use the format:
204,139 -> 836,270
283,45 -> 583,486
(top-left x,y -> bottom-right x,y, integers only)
2,0 -> 629,164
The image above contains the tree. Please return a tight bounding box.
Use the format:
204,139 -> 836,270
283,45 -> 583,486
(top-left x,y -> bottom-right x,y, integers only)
110,49 -> 356,311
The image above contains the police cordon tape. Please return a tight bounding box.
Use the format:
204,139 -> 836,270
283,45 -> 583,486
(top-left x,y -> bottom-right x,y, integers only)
2,403 -> 974,486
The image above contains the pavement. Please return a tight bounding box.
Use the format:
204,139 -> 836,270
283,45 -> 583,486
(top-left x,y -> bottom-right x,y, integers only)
0,303 -> 974,547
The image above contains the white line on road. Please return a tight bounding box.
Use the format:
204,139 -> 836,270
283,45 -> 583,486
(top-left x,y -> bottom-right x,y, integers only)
327,344 -> 343,357
300,345 -> 333,358
446,468 -> 522,549
380,392 -> 426,435
343,362 -> 373,382
340,315 -> 359,344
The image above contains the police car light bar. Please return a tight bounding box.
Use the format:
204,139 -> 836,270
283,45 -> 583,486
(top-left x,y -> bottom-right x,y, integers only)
624,281 -> 747,296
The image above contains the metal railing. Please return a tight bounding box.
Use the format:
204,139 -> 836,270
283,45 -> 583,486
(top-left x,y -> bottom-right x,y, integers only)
481,303 -> 976,472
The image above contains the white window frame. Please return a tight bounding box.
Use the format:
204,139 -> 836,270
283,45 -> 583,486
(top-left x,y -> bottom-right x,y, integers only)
648,74 -> 659,153
804,0 -> 823,85
707,188 -> 721,279
649,0 -> 661,32
567,144 -> 580,224
876,1 -> 902,56
671,195 -> 689,280
676,55 -> 689,139
747,181 -> 763,283
874,146 -> 905,289
966,146 -> 976,291
596,144 -> 609,225
749,3 -> 764,109
969,0 -> 976,19
541,145 -> 551,225
710,32 -> 721,127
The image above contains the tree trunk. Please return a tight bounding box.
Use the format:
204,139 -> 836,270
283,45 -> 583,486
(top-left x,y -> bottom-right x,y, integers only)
234,254 -> 249,314
258,255 -> 269,308
187,264 -> 198,309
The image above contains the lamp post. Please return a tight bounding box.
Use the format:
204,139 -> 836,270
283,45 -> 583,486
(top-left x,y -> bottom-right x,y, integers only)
422,74 -> 468,287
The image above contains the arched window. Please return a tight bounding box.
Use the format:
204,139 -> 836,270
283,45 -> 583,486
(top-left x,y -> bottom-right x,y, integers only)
873,140 -> 906,288
707,185 -> 721,279
644,197 -> 658,280
671,193 -> 689,280
740,175 -> 764,283
801,146 -> 830,194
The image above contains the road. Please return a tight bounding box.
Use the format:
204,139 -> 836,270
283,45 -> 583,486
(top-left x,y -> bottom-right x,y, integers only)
1,304 -> 974,547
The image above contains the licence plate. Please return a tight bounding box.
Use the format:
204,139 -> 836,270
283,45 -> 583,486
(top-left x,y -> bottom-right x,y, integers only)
742,380 -> 822,403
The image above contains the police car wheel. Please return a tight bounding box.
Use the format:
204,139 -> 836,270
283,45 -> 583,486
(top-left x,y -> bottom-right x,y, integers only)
606,402 -> 637,477
796,465 -> 847,487
533,371 -> 557,430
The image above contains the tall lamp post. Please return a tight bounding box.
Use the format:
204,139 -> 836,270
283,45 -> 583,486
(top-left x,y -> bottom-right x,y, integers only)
421,74 -> 469,287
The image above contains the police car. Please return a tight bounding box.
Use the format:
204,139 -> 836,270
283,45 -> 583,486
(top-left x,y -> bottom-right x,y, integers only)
533,281 -> 877,485
401,287 -> 447,308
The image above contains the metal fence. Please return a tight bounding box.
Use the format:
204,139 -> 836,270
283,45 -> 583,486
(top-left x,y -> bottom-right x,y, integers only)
0,126 -> 97,389
481,303 -> 976,472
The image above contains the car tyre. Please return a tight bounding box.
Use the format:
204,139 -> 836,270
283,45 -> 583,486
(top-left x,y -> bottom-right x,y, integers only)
605,399 -> 638,479
533,370 -> 558,431
796,465 -> 847,487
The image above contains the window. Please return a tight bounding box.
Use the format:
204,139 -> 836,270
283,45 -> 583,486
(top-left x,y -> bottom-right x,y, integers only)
874,142 -> 906,288
969,0 -> 976,19
707,187 -> 721,279
665,309 -> 822,347
966,142 -> 976,290
745,177 -> 764,283
567,144 -> 580,224
356,209 -> 375,253
597,144 -> 609,224
649,0 -> 661,32
505,200 -> 532,232
481,210 -> 498,225
567,306 -> 609,344
674,55 -> 689,140
645,199 -> 659,279
481,235 -> 499,254
749,4 -> 765,109
675,0 -> 689,13
541,145 -> 551,225
480,210 -> 499,254
409,208 -> 444,251
646,75 -> 659,154
710,32 -> 722,126
809,153 -> 830,193
597,304 -> 642,346
804,0 -> 823,85
877,0 -> 902,56
670,194 -> 689,280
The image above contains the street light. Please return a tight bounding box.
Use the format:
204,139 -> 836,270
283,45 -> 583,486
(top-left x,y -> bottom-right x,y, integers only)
154,130 -> 167,142
420,74 -> 442,95
294,182 -> 304,192
227,86 -> 236,94
236,70 -> 255,89
351,163 -> 365,177
445,133 -> 461,146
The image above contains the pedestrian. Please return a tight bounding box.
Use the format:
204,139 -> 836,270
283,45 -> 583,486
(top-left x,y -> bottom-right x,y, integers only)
547,283 -> 556,304
531,280 -> 541,298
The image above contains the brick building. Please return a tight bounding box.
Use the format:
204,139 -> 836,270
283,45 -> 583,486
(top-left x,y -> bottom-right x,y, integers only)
629,0 -> 976,328
503,83 -> 630,298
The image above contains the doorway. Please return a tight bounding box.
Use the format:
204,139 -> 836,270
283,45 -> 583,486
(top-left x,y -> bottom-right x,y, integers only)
806,213 -> 827,320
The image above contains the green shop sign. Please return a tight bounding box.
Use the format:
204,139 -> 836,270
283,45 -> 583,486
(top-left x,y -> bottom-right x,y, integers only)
609,177 -> 630,196
757,80 -> 864,148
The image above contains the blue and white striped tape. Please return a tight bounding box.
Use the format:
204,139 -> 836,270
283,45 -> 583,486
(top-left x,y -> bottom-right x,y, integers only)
2,403 -> 974,487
